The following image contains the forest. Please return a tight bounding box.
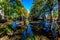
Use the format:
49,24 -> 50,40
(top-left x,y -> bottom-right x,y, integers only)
0,0 -> 60,40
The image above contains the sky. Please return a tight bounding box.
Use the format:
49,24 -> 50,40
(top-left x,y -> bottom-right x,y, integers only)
21,0 -> 34,13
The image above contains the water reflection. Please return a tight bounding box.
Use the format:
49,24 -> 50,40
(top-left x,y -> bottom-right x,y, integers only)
22,24 -> 33,40
12,20 -> 18,30
44,21 -> 50,32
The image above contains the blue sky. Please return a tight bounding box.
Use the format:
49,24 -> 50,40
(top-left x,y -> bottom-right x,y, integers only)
21,0 -> 34,13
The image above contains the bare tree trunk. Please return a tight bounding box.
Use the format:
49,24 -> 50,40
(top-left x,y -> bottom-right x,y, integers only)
50,10 -> 53,30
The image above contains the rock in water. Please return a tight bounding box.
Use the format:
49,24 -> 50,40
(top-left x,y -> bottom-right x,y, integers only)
40,35 -> 49,40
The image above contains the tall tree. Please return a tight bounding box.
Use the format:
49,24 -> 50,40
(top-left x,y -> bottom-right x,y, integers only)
30,0 -> 48,20
30,0 -> 58,30
0,0 -> 28,20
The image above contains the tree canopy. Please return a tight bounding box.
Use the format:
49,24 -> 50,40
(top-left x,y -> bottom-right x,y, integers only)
30,0 -> 58,20
0,0 -> 28,20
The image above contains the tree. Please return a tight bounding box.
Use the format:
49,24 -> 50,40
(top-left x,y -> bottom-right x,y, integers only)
30,0 -> 48,21
30,0 -> 58,35
0,0 -> 29,36
30,0 -> 58,21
